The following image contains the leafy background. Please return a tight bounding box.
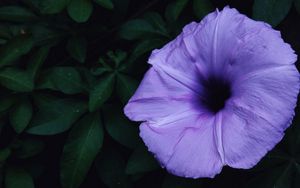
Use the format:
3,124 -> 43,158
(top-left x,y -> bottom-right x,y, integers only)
0,0 -> 299,187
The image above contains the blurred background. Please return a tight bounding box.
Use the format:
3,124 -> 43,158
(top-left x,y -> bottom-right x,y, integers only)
0,0 -> 299,187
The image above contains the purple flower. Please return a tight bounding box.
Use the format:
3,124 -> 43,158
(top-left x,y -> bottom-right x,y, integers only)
124,7 -> 300,178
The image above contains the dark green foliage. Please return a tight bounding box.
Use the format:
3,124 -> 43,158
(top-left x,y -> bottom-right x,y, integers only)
67,0 -> 93,23
0,6 -> 36,22
253,0 -> 293,27
9,98 -> 33,133
96,147 -> 132,188
5,167 -> 34,188
0,36 -> 33,68
66,37 -> 87,63
26,95 -> 87,135
0,0 -> 299,188
193,0 -> 214,19
61,113 -> 104,188
125,143 -> 159,174
103,105 -> 140,149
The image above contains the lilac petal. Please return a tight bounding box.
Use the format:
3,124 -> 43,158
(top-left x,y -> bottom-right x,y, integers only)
221,106 -> 284,168
148,23 -> 204,87
140,114 -> 223,178
231,65 -> 299,130
222,66 -> 299,168
124,68 -> 204,122
182,7 -> 297,78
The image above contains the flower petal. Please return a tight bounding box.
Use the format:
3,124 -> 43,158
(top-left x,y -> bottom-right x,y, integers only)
140,114 -> 223,178
181,7 -> 296,78
148,22 -> 204,86
221,64 -> 299,168
231,65 -> 299,130
124,67 -> 204,122
221,105 -> 284,168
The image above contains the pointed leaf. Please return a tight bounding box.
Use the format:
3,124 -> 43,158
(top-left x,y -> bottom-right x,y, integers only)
61,113 -> 103,188
14,138 -> 45,159
5,167 -> 34,188
37,66 -> 86,94
0,67 -> 34,92
67,0 -> 93,23
27,46 -> 50,79
89,74 -> 114,112
0,36 -> 33,68
246,162 -> 293,188
66,37 -> 87,63
9,99 -> 33,133
143,12 -> 168,34
253,0 -> 293,27
26,95 -> 87,135
0,96 -> 16,113
94,0 -> 114,10
34,0 -> 71,14
165,0 -> 189,23
0,6 -> 37,22
119,19 -> 162,40
125,143 -> 159,174
295,0 -> 300,14
116,74 -> 139,104
193,0 -> 214,19
96,148 -> 132,188
103,104 -> 139,149
125,38 -> 166,70
0,148 -> 11,162
162,175 -> 202,188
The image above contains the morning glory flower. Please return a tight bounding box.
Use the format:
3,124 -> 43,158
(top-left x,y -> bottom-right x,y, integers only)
124,7 -> 300,178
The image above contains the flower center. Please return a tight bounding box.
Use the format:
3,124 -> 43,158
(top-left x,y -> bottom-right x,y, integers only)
200,76 -> 232,113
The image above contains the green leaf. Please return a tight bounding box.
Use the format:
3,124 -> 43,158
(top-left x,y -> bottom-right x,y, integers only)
116,74 -> 138,104
193,0 -> 214,19
143,12 -> 168,35
0,96 -> 16,113
0,67 -> 34,92
0,25 -> 11,40
295,0 -> 300,14
66,37 -> 87,63
107,50 -> 127,68
125,143 -> 159,174
162,174 -> 202,188
14,138 -> 45,159
67,0 -> 93,23
27,46 -> 50,79
125,38 -> 166,69
0,36 -> 34,68
61,113 -> 103,188
0,148 -> 11,162
37,66 -> 86,94
246,162 -> 293,188
96,148 -> 132,188
77,67 -> 98,88
165,0 -> 189,23
34,0 -> 71,14
5,167 -> 34,188
103,105 -> 139,149
89,74 -> 115,112
119,19 -> 162,40
90,67 -> 112,76
31,25 -> 65,46
94,0 -> 114,9
9,99 -> 33,134
253,0 -> 293,27
0,6 -> 37,22
26,95 -> 87,135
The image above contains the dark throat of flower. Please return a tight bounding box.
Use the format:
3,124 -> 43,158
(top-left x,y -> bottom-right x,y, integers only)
200,76 -> 232,113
